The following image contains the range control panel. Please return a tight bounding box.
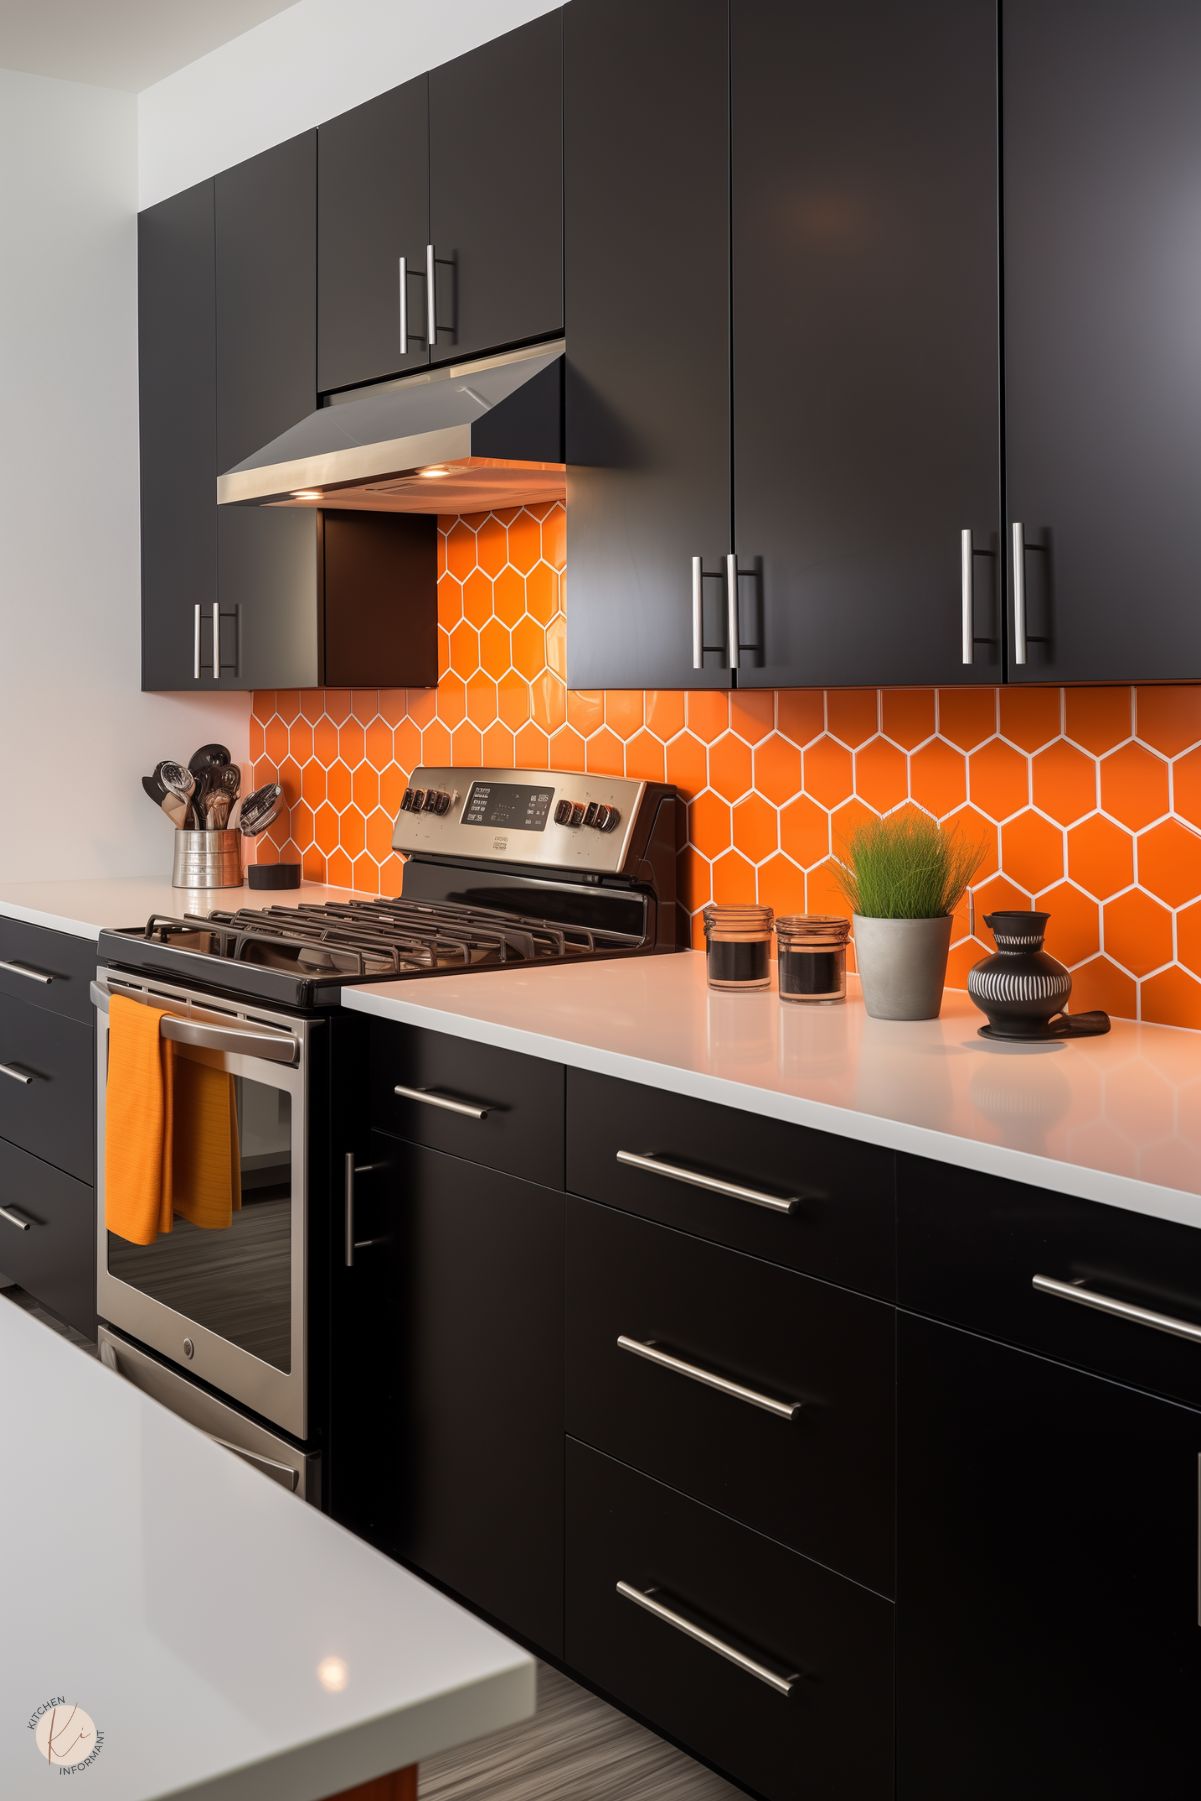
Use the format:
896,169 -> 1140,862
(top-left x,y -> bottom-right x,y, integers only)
392,767 -> 649,874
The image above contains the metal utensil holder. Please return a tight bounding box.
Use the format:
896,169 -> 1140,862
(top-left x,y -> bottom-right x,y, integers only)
171,828 -> 243,890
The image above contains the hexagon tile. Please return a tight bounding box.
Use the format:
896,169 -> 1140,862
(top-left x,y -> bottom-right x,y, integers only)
249,502 -> 1201,1031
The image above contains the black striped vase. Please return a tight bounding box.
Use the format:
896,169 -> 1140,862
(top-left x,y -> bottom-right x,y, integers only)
967,910 -> 1072,1036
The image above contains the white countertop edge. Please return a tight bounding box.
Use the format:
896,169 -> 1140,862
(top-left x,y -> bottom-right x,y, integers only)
0,896 -> 110,940
163,1661 -> 535,1801
342,987 -> 1201,1231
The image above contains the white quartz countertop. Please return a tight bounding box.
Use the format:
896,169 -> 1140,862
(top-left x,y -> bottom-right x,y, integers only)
0,878 -> 367,940
345,950 -> 1201,1230
0,1302 -> 533,1801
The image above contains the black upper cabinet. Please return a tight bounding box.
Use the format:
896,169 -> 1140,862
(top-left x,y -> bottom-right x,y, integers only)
140,132 -> 438,691
429,14 -> 563,365
317,77 -> 430,394
139,180 -> 217,691
897,1314 -> 1201,1799
215,132 -> 319,691
1003,0 -> 1201,683
732,0 -> 1002,688
318,17 -> 562,394
564,0 -> 732,691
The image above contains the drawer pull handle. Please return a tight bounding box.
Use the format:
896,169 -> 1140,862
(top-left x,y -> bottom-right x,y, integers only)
615,1150 -> 799,1215
393,1083 -> 490,1120
0,959 -> 54,985
1032,1274 -> 1201,1346
615,1581 -> 798,1697
0,1205 -> 31,1231
617,1335 -> 803,1421
0,1062 -> 34,1086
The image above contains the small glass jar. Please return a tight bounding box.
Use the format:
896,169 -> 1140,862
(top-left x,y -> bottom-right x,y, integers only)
702,905 -> 774,991
775,915 -> 850,1004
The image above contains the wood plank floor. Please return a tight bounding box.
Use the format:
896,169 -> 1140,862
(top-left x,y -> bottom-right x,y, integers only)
419,1663 -> 743,1801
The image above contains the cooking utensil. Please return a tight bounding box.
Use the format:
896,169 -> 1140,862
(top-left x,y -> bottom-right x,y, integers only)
160,761 -> 196,809
188,743 -> 232,775
143,775 -> 186,828
237,782 -> 283,836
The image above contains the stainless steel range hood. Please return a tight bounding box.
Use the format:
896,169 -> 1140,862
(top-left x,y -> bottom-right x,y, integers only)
217,340 -> 565,514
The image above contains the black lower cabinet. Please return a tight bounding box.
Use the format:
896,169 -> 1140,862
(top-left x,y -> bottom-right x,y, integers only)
332,1133 -> 564,1655
567,1440 -> 894,1801
897,1313 -> 1201,1800
566,1196 -> 894,1595
0,1135 -> 95,1340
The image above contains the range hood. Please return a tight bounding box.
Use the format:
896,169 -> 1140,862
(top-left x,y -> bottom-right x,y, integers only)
217,340 -> 565,515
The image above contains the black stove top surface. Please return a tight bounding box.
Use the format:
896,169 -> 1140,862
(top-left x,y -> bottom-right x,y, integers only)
98,892 -> 648,1010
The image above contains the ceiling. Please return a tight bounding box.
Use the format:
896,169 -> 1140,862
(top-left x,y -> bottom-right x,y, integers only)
0,0 -> 301,91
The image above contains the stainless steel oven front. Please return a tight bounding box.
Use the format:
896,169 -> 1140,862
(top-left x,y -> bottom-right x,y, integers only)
93,969 -> 312,1439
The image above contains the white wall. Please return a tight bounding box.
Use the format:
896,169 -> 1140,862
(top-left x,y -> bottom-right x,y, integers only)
0,68 -> 247,883
138,0 -> 562,207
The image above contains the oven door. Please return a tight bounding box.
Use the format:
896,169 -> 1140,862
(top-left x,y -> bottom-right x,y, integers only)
93,970 -> 310,1439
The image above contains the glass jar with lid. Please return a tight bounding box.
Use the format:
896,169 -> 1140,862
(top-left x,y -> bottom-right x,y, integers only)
702,905 -> 774,991
775,915 -> 850,1004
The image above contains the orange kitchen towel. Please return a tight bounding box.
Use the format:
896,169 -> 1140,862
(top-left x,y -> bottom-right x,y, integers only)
169,1051 -> 243,1231
104,993 -> 174,1245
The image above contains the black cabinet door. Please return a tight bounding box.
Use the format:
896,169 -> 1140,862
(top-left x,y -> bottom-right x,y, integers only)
428,13 -> 563,366
215,131 -> 319,689
317,78 -> 430,394
333,1134 -> 564,1656
897,1314 -> 1201,1799
732,0 -> 1001,689
564,0 -> 732,690
1004,1 -> 1201,682
139,179 -> 216,691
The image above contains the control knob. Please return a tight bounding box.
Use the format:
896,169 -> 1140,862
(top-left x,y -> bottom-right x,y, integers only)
554,799 -> 574,826
595,804 -> 620,832
423,789 -> 451,815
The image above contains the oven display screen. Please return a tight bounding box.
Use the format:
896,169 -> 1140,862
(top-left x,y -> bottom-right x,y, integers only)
462,781 -> 555,832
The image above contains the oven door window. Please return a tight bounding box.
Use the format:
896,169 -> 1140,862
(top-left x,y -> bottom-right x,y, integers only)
107,1054 -> 295,1373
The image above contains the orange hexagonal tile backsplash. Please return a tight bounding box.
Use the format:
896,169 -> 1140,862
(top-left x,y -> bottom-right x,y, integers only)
250,503 -> 1201,1030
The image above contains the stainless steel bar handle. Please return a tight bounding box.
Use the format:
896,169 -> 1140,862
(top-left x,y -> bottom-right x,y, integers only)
615,1149 -> 800,1215
88,982 -> 299,1066
725,552 -> 740,671
617,1335 -> 802,1420
212,601 -> 221,677
399,254 -> 408,352
207,1434 -> 300,1492
691,556 -> 705,669
0,1062 -> 33,1085
0,1204 -> 31,1231
1032,1273 -> 1201,1346
0,959 -> 53,985
615,1582 -> 798,1696
1012,520 -> 1027,665
393,1083 -> 489,1120
193,603 -> 202,680
345,1154 -> 387,1268
960,528 -> 974,665
426,242 -> 437,346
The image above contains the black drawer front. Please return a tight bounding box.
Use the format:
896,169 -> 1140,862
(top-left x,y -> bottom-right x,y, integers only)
566,1441 -> 893,1801
0,1134 -> 95,1337
566,1198 -> 894,1594
566,1069 -> 894,1297
898,1155 -> 1201,1409
0,994 -> 93,1183
368,1019 -> 563,1187
0,917 -> 96,1024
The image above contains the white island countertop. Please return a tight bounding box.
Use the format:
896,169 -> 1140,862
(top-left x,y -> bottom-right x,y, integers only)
345,950 -> 1201,1231
0,1302 -> 533,1801
0,877 -> 368,940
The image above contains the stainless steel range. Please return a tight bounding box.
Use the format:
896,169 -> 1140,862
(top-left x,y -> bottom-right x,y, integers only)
93,768 -> 680,1501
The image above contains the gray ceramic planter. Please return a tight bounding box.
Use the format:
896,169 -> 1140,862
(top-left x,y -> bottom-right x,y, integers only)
853,914 -> 954,1020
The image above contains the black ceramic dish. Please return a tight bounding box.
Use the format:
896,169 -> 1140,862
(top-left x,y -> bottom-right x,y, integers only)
978,1011 -> 1110,1043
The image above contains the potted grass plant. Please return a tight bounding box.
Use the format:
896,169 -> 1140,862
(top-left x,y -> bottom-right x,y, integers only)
834,813 -> 983,1020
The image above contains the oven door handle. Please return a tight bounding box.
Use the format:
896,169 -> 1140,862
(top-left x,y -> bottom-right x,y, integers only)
90,982 -> 299,1067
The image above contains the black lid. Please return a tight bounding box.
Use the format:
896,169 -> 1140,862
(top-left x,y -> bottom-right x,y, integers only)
247,862 -> 302,891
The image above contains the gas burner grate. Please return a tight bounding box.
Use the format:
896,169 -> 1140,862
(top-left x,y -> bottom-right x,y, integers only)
137,897 -> 642,981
